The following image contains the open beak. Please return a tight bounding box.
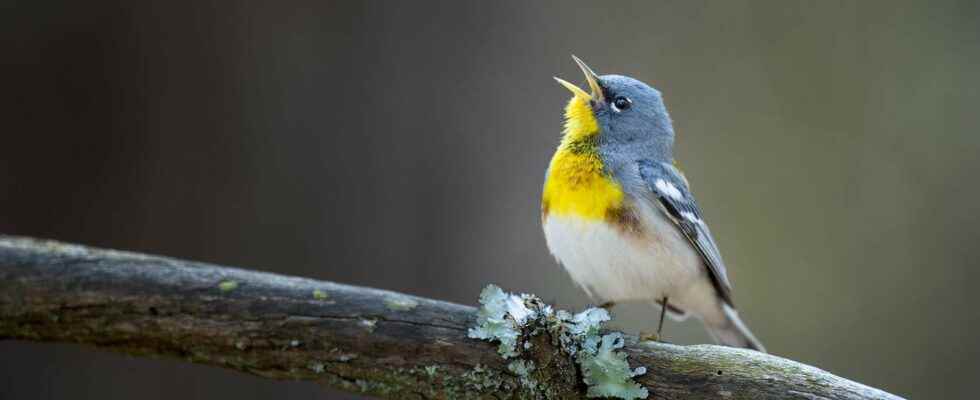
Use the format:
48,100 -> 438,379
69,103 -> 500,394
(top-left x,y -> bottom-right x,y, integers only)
553,55 -> 605,103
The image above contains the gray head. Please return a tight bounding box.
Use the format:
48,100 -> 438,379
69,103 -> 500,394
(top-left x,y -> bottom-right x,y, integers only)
555,56 -> 675,161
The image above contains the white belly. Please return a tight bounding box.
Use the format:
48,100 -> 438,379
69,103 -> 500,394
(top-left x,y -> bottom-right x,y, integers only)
543,202 -> 719,319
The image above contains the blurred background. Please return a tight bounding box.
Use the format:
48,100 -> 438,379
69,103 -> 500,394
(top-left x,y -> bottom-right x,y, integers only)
2,0 -> 978,398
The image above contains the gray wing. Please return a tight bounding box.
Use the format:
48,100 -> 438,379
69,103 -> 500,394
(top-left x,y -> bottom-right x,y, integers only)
637,160 -> 734,305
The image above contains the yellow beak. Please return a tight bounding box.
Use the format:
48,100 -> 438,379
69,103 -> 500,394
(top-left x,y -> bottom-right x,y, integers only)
553,55 -> 605,103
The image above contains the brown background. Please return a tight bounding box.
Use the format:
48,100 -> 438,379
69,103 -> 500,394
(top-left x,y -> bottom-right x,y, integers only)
2,1 -> 978,399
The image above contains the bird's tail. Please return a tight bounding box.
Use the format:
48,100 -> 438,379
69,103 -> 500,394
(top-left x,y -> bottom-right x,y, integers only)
705,304 -> 766,353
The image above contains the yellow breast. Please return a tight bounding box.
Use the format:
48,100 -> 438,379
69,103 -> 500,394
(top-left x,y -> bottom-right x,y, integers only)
542,95 -> 624,221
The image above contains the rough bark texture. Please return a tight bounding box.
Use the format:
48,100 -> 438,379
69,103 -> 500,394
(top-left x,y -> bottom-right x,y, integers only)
0,235 -> 903,400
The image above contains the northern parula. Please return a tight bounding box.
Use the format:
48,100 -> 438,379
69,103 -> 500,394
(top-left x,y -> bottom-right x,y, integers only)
542,56 -> 764,351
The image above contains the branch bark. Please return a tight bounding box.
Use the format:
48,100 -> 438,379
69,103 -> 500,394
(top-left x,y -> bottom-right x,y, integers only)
0,235 -> 902,400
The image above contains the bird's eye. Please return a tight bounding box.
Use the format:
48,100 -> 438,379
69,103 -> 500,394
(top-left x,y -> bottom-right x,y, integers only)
612,96 -> 632,112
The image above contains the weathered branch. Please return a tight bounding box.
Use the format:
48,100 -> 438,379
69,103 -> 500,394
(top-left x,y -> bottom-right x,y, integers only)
0,235 -> 902,400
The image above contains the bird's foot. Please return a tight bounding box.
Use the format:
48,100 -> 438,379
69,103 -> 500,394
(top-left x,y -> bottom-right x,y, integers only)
639,331 -> 662,343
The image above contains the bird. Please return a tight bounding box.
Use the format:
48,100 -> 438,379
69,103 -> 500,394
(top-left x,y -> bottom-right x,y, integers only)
541,56 -> 765,352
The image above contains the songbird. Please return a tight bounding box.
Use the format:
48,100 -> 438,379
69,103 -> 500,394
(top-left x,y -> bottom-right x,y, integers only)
542,56 -> 764,351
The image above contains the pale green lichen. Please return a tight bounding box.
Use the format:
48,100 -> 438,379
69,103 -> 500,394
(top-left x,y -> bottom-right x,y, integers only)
384,296 -> 419,311
469,284 -> 648,399
467,285 -> 533,358
507,359 -> 538,390
353,378 -> 399,396
461,363 -> 508,392
359,318 -> 377,333
570,307 -> 610,337
507,360 -> 534,375
578,333 -> 648,399
218,280 -> 238,292
313,289 -> 329,300
308,361 -> 325,373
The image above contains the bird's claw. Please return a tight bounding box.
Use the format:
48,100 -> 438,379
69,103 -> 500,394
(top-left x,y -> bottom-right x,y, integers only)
640,331 -> 661,342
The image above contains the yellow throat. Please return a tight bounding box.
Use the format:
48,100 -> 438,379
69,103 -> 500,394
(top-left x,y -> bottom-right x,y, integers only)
542,95 -> 624,221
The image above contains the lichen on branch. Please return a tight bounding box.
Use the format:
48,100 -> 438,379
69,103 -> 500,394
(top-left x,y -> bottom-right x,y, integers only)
468,284 -> 648,400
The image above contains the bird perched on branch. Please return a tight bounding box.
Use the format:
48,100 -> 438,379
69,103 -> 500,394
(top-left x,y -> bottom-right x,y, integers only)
542,56 -> 764,351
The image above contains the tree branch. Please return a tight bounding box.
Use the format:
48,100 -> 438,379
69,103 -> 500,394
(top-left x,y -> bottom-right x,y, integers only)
0,235 -> 902,400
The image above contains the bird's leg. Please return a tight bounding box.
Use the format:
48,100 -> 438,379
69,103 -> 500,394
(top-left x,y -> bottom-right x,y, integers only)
598,301 -> 616,310
641,297 -> 671,343
657,296 -> 669,336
